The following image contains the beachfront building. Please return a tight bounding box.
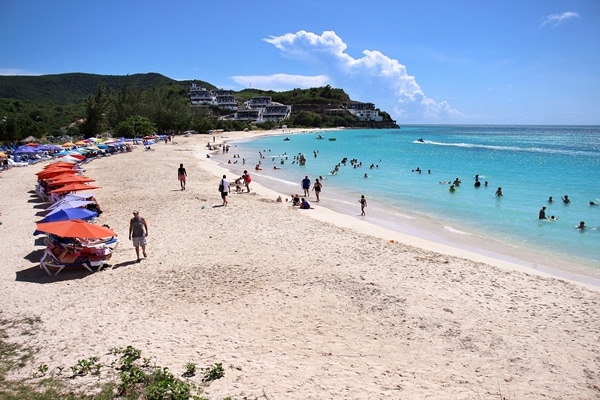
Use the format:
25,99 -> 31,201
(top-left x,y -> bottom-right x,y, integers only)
189,84 -> 214,106
233,109 -> 260,121
246,96 -> 272,109
219,96 -> 292,124
344,101 -> 383,122
261,104 -> 292,122
189,85 -> 238,111
213,89 -> 238,111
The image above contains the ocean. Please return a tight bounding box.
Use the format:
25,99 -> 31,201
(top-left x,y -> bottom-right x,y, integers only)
219,125 -> 600,284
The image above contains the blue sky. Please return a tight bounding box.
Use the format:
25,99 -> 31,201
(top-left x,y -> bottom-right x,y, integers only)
1,0 -> 598,125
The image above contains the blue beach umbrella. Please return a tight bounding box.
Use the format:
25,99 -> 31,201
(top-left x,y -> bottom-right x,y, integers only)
46,200 -> 95,213
14,145 -> 40,155
38,208 -> 97,223
49,193 -> 95,206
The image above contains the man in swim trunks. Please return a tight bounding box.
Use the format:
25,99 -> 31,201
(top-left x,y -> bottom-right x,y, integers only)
129,210 -> 148,262
301,176 -> 311,197
178,163 -> 187,191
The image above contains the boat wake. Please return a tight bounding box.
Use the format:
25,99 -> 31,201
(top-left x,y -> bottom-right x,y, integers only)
413,140 -> 598,157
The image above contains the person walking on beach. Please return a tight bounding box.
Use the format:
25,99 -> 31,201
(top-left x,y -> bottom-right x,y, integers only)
301,175 -> 311,197
242,170 -> 251,192
129,210 -> 148,262
312,179 -> 322,202
359,195 -> 367,216
219,174 -> 230,206
178,163 -> 187,191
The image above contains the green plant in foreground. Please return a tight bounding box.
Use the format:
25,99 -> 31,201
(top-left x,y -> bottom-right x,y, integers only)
36,363 -> 48,376
69,356 -> 101,377
2,335 -> 219,400
183,362 -> 196,377
202,363 -> 224,382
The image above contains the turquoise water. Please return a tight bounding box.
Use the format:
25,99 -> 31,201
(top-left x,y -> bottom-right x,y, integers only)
222,126 -> 600,281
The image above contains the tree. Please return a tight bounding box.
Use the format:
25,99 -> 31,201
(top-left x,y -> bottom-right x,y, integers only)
293,111 -> 322,127
115,115 -> 156,138
80,85 -> 111,138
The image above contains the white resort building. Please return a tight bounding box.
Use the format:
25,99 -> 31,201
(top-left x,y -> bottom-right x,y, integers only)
239,96 -> 291,122
189,85 -> 238,110
189,84 -> 291,124
189,84 -> 214,106
344,101 -> 383,122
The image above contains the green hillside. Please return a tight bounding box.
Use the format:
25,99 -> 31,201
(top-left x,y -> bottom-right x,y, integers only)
0,72 -> 214,104
0,73 -> 396,142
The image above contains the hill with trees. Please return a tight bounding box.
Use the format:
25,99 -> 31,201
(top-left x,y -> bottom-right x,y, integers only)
0,73 -> 396,143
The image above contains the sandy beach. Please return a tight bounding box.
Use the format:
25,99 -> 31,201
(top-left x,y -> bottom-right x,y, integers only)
1,131 -> 599,399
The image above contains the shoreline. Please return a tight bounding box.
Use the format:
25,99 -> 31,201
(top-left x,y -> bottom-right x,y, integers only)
210,128 -> 600,291
1,131 -> 600,398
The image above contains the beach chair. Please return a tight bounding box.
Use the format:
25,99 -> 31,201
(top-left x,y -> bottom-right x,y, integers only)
39,242 -> 115,276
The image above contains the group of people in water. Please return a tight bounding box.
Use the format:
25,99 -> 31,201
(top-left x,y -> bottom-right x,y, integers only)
538,194 -> 597,230
231,146 -> 596,228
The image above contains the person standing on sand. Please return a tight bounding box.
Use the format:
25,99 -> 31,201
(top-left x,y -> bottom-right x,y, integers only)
312,178 -> 322,202
129,210 -> 148,262
301,175 -> 311,197
219,174 -> 230,206
359,195 -> 367,216
178,163 -> 187,191
242,170 -> 251,192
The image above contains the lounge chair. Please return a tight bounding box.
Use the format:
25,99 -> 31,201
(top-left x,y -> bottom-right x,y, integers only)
39,239 -> 117,276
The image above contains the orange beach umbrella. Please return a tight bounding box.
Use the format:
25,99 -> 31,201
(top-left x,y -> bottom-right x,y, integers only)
49,183 -> 100,194
48,176 -> 95,185
36,166 -> 77,175
35,219 -> 116,239
36,170 -> 78,180
43,161 -> 77,169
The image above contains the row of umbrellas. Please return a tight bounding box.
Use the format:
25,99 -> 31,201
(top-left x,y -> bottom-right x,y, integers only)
34,161 -> 117,239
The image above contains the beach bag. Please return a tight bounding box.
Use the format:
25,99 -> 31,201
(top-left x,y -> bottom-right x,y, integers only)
218,180 -> 224,192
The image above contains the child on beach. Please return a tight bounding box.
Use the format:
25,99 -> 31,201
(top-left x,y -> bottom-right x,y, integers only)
359,195 -> 367,216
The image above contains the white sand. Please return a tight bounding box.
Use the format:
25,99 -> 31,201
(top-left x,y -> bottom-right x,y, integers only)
1,131 -> 599,399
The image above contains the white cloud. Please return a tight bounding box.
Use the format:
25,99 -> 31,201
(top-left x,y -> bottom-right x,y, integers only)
0,69 -> 40,76
262,30 -> 461,122
541,12 -> 580,28
231,73 -> 330,91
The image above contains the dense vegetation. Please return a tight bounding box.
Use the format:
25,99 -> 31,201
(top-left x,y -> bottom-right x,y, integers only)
0,73 -> 396,143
